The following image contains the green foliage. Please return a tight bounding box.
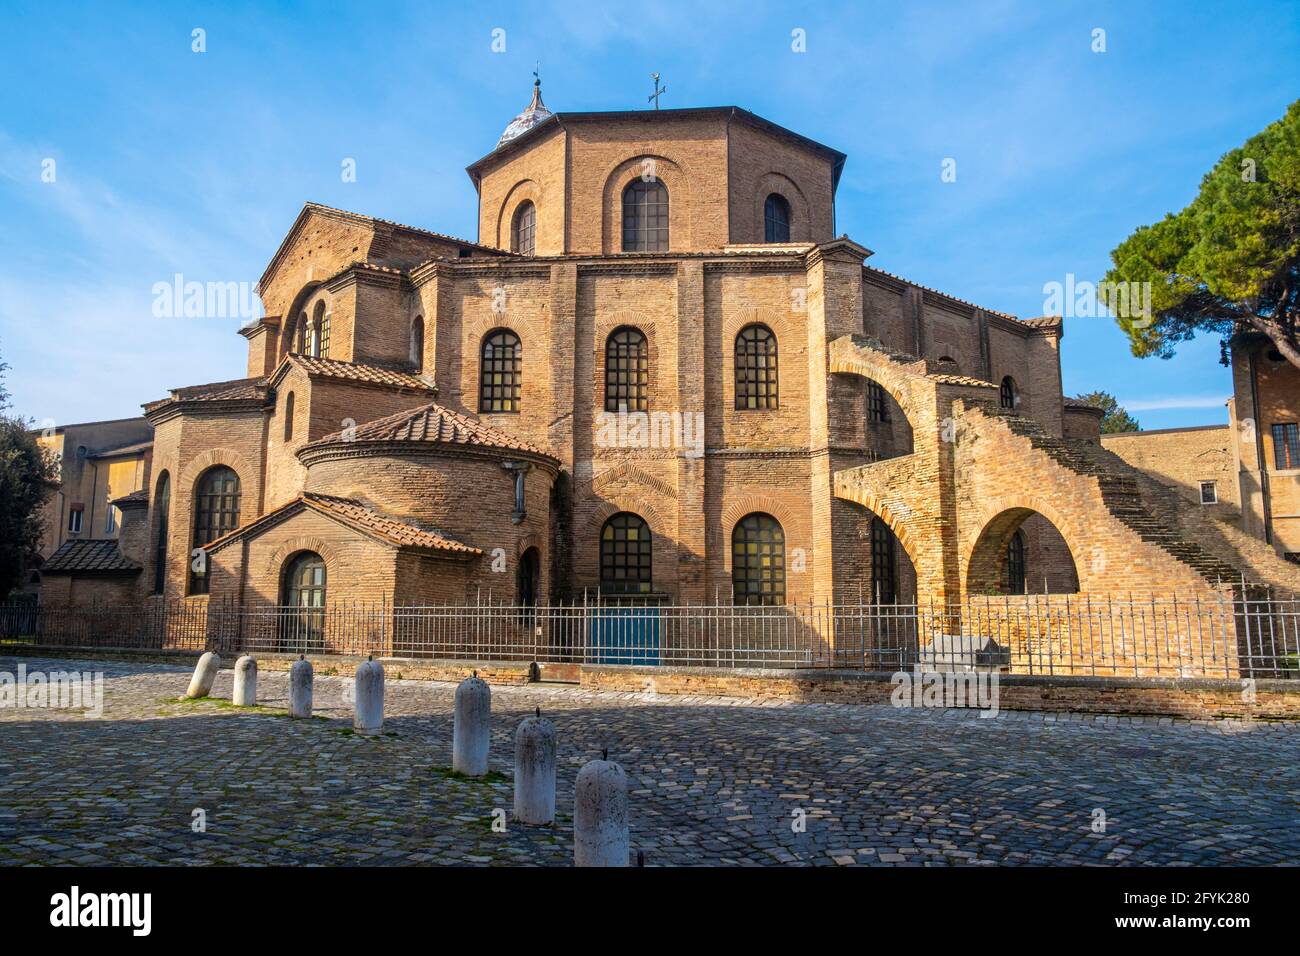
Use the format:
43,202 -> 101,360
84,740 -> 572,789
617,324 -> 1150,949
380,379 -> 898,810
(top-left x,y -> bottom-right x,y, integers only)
1074,390 -> 1141,433
1103,99 -> 1300,364
0,350 -> 60,597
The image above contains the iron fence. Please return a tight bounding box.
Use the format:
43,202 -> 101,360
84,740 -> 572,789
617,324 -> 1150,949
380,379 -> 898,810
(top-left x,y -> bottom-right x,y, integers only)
1,592 -> 1297,679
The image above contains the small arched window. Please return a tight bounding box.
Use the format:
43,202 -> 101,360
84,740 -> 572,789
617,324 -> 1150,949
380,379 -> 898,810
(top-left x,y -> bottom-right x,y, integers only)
764,193 -> 791,243
283,392 -> 295,442
600,513 -> 653,594
867,380 -> 890,423
622,180 -> 669,252
732,513 -> 786,606
1000,376 -> 1017,410
605,327 -> 649,412
512,201 -> 536,256
1007,529 -> 1027,594
189,466 -> 240,594
153,471 -> 171,594
410,316 -> 425,371
735,324 -> 779,409
480,329 -> 522,413
936,355 -> 960,373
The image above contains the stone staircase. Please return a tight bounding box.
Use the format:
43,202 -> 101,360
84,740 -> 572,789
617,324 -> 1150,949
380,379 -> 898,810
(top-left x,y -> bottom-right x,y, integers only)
968,401 -> 1261,587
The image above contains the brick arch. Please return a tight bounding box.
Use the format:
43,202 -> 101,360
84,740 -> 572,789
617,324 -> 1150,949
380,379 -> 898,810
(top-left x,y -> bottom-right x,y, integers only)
753,172 -> 811,243
964,499 -> 1083,595
718,496 -> 808,569
179,448 -> 254,496
601,154 -> 691,254
463,310 -> 543,356
587,461 -> 677,501
588,498 -> 670,540
495,179 -> 543,250
265,535 -> 343,583
594,316 -> 665,411
724,306 -> 792,342
516,532 -> 543,559
827,345 -> 928,431
280,282 -> 322,358
834,492 -> 923,574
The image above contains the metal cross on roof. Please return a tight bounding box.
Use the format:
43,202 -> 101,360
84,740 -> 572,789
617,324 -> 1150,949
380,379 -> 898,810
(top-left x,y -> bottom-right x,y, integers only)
649,72 -> 666,109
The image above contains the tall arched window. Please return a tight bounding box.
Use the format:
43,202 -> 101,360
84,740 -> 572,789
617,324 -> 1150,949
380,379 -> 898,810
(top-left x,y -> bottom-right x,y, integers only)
296,311 -> 310,354
1006,529 -> 1027,594
735,324 -> 779,409
764,193 -> 791,242
731,513 -> 785,606
283,392 -> 295,442
604,327 -> 649,412
153,472 -> 170,595
622,180 -> 669,251
410,316 -> 425,371
871,517 -> 897,604
512,201 -> 536,255
189,466 -> 240,594
1000,376 -> 1017,410
310,302 -> 329,358
600,513 -> 652,594
480,329 -> 522,413
281,551 -> 326,650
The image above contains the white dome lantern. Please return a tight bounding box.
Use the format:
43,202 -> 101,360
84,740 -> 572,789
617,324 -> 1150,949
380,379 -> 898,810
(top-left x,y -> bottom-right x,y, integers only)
496,76 -> 553,149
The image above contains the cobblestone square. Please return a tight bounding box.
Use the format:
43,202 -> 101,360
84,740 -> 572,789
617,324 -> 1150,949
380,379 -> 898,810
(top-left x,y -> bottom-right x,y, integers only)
1,655 -> 1297,866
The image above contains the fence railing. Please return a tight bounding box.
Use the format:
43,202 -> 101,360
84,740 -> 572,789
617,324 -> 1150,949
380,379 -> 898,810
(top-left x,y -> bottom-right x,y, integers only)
1,593 -> 1297,679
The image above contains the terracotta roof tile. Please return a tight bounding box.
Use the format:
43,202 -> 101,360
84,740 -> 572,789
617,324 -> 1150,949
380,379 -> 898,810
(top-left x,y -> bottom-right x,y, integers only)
282,354 -> 435,391
305,402 -> 551,457
145,376 -> 269,412
111,489 -> 149,507
42,539 -> 141,575
302,494 -> 481,555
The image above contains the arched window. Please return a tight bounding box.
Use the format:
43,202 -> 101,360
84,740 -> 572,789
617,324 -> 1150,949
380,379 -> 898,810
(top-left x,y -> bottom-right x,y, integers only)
1000,376 -> 1017,410
735,324 -> 779,409
871,517 -> 897,604
296,312 -> 309,354
310,302 -> 329,358
281,551 -> 326,650
512,201 -> 536,255
604,327 -> 649,412
622,180 -> 669,252
1006,529 -> 1027,594
867,380 -> 890,423
479,329 -> 522,413
764,193 -> 791,243
936,355 -> 960,373
516,547 -> 541,607
731,513 -> 785,606
410,316 -> 425,371
153,471 -> 170,594
189,466 -> 240,594
283,392 -> 295,442
600,513 -> 652,594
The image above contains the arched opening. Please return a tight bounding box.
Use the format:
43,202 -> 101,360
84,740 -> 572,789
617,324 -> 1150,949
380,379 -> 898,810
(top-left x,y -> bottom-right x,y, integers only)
967,508 -> 1080,596
280,551 -> 326,651
600,513 -> 652,594
862,376 -> 914,459
735,324 -> 779,409
297,311 -> 310,354
153,471 -> 171,594
410,316 -> 425,371
189,465 -> 240,595
764,193 -> 791,242
1000,376 -> 1018,410
512,201 -> 536,255
516,546 -> 541,607
935,355 -> 960,374
604,326 -> 648,412
283,392 -> 295,442
622,180 -> 669,251
310,301 -> 329,358
731,513 -> 785,605
479,328 -> 521,413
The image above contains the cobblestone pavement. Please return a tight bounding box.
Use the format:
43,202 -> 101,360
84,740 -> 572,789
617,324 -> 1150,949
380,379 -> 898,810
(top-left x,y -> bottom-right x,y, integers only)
1,655 -> 1297,866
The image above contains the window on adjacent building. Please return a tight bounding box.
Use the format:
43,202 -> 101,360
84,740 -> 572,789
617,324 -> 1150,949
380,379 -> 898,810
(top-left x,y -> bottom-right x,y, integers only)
1200,481 -> 1218,505
604,327 -> 649,412
732,513 -> 786,606
1000,376 -> 1018,410
622,180 -> 669,252
1273,423 -> 1300,470
871,517 -> 897,604
479,329 -> 522,413
512,201 -> 536,256
67,506 -> 83,534
867,380 -> 890,423
735,324 -> 779,409
1006,529 -> 1027,594
104,501 -> 117,534
600,512 -> 653,594
189,466 -> 240,595
153,472 -> 170,594
764,193 -> 791,243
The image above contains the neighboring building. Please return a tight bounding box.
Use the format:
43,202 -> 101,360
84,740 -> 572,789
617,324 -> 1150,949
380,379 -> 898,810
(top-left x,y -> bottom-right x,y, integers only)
39,82 -> 1300,624
1103,423 -> 1240,523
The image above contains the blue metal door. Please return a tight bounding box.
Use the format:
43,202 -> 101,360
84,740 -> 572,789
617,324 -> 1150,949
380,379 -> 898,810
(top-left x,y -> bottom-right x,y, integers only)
590,605 -> 661,665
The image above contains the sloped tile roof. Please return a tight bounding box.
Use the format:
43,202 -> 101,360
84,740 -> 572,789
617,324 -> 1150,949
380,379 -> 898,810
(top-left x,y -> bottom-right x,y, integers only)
42,539 -> 141,575
145,376 -> 269,412
931,373 -> 996,388
111,489 -> 149,507
281,354 -> 435,391
302,494 -> 481,555
305,401 -> 550,457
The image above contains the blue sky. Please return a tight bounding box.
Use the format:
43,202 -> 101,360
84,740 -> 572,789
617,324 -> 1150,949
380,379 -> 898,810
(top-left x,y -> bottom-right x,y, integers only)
1,0 -> 1297,430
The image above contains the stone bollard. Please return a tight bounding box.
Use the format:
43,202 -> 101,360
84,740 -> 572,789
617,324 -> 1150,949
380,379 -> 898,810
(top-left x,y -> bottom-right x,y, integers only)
232,655 -> 258,706
453,673 -> 491,776
353,656 -> 384,735
289,655 -> 313,719
574,753 -> 630,867
185,651 -> 221,699
514,707 -> 556,825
